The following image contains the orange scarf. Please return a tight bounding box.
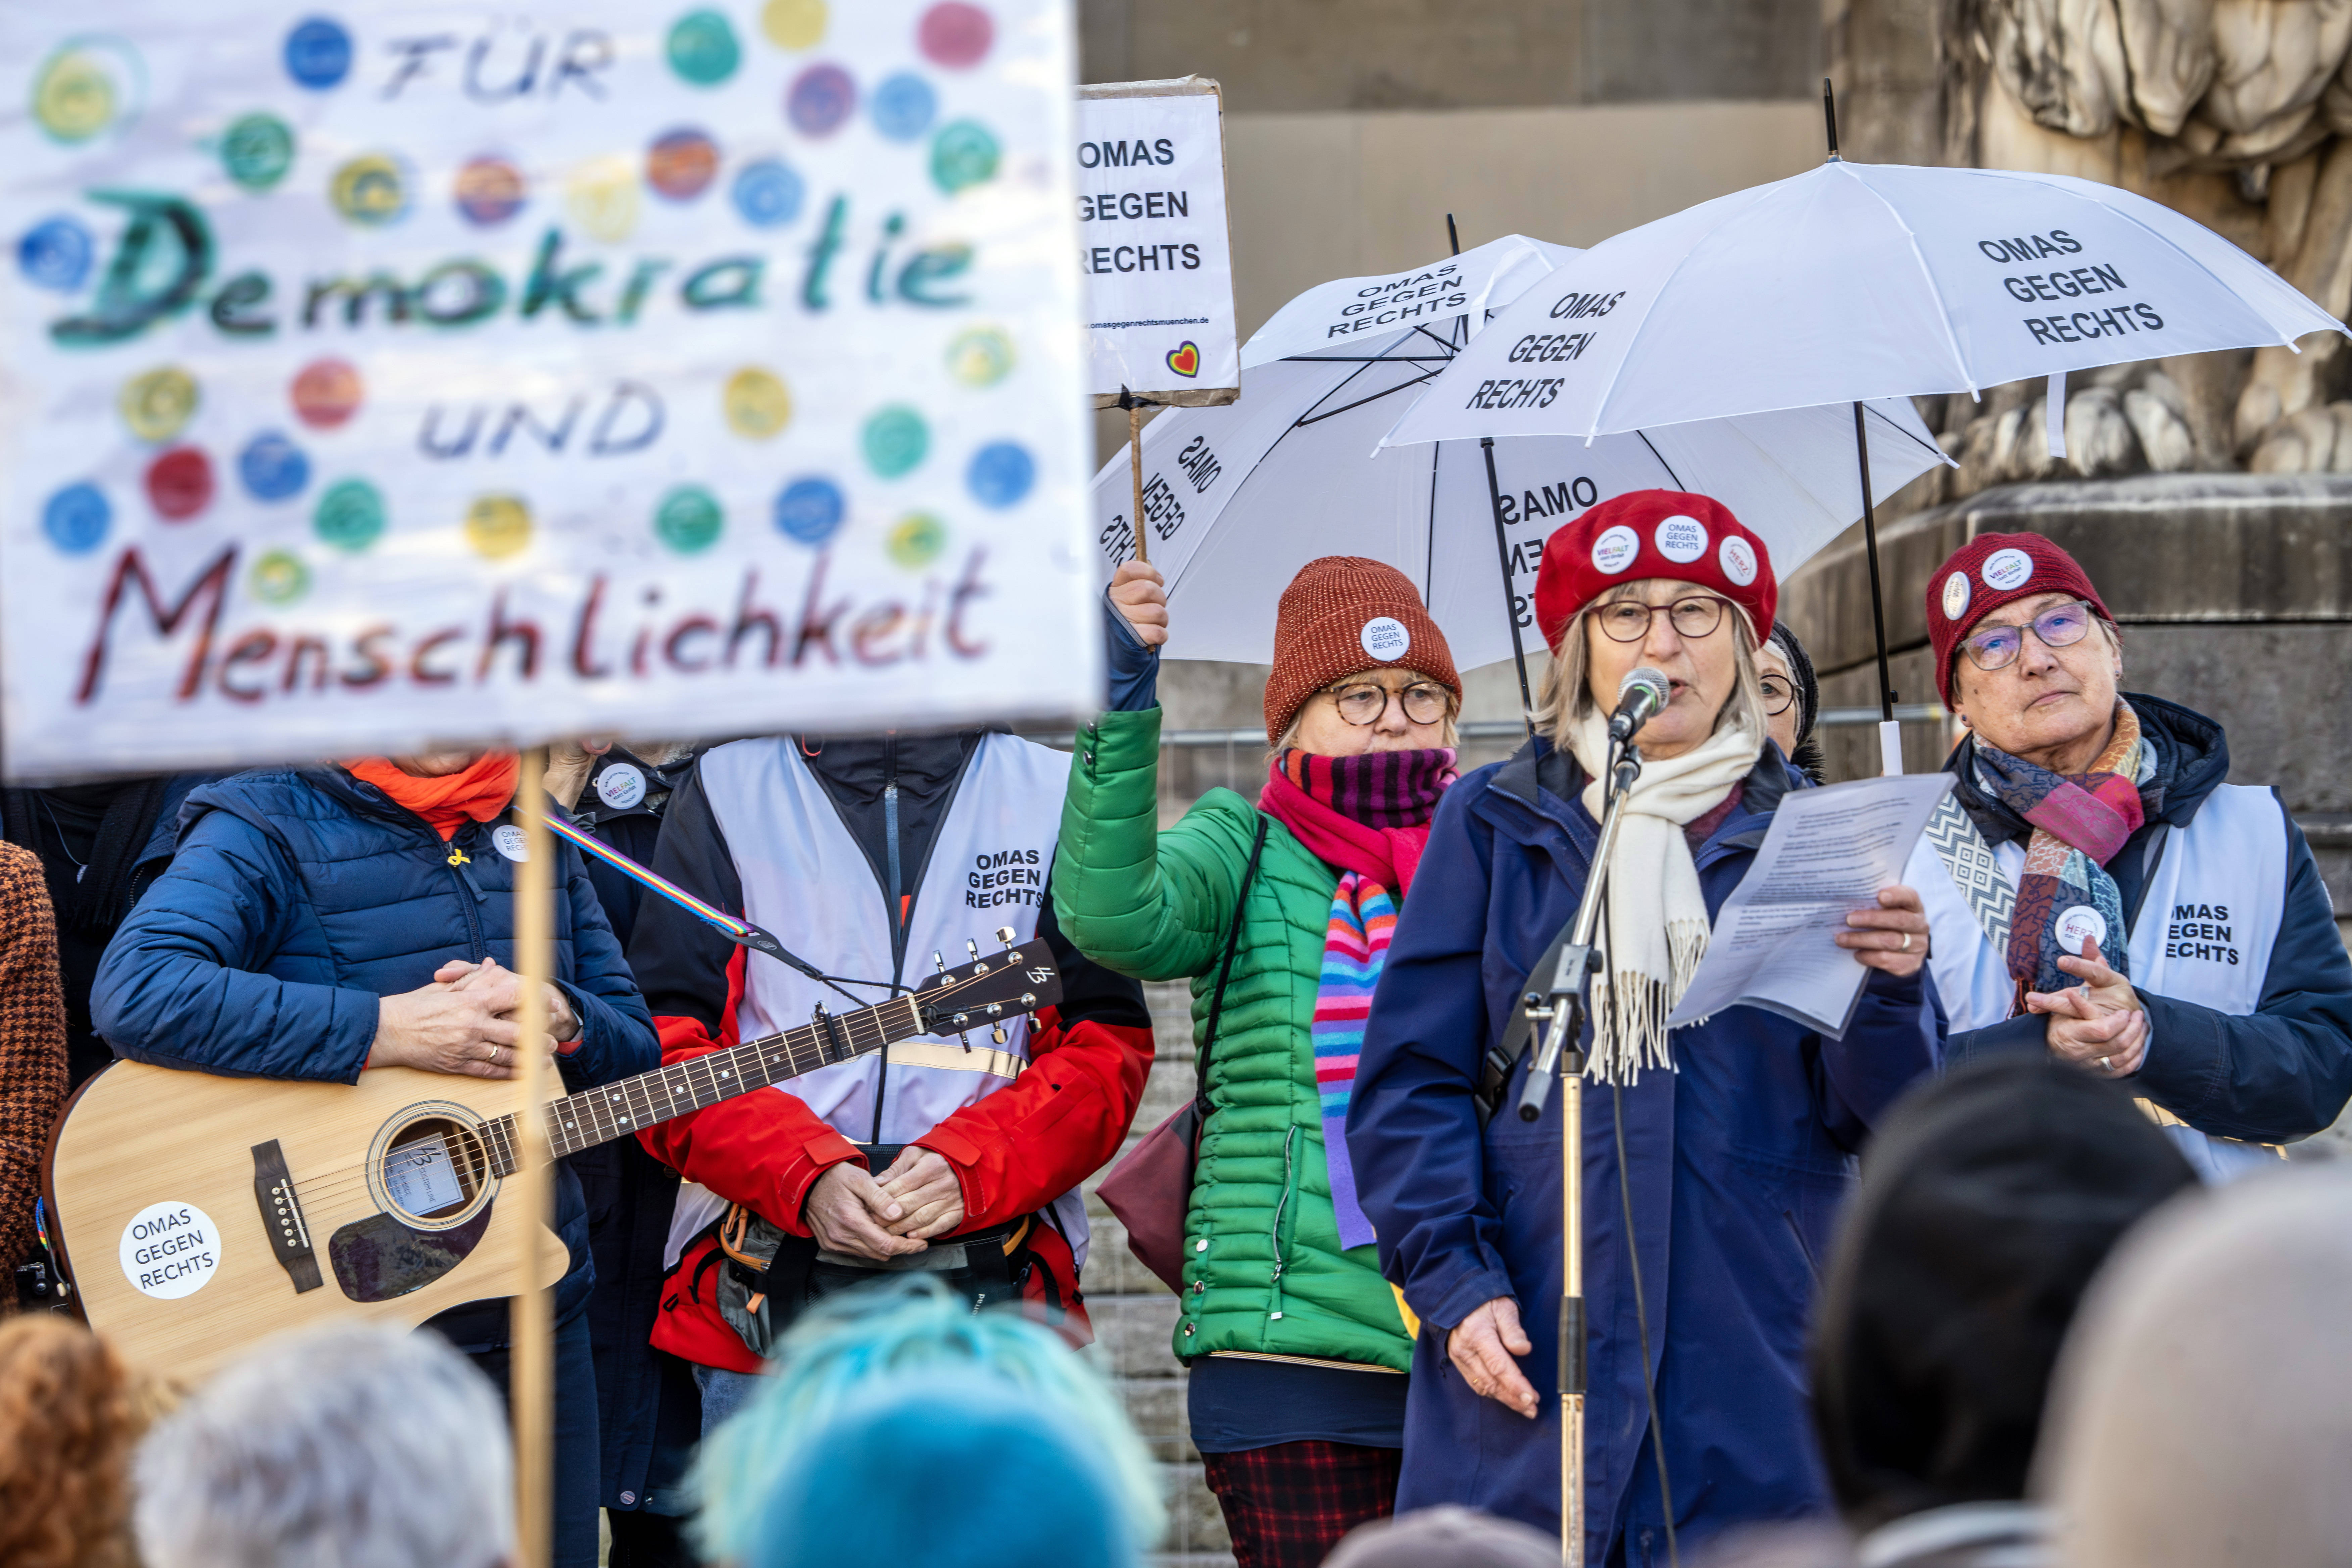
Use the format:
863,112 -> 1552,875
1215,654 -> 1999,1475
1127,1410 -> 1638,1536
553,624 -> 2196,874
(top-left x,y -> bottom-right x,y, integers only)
345,754 -> 519,841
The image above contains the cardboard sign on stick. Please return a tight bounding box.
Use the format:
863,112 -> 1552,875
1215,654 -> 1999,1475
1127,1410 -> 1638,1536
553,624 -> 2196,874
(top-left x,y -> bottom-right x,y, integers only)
0,0 -> 1098,780
1076,78 -> 1238,409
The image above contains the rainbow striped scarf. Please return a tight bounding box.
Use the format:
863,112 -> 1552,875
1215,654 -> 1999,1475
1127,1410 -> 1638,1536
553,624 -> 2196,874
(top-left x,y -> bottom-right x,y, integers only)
1316,870 -> 1395,1252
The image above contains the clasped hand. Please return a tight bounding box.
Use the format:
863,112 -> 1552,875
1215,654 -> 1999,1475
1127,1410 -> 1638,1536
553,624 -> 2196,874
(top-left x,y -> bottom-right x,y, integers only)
800,1146 -> 968,1262
368,955 -> 577,1079
2027,935 -> 2147,1076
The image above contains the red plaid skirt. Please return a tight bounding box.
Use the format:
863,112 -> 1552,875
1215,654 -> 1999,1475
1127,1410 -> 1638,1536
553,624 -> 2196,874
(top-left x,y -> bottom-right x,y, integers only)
1200,1440 -> 1403,1568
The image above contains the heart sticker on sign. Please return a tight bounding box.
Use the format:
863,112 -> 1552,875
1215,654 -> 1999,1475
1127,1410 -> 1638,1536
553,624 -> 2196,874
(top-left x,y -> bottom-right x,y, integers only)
1165,341 -> 1200,378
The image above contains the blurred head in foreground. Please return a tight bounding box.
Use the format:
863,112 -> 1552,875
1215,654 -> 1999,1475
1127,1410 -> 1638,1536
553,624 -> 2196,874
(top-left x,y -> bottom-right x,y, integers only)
1324,1505 -> 1560,1568
0,1315 -> 142,1568
134,1322 -> 512,1568
1810,1059 -> 2194,1538
747,1372 -> 1138,1568
693,1277 -> 1163,1562
2037,1166 -> 2352,1568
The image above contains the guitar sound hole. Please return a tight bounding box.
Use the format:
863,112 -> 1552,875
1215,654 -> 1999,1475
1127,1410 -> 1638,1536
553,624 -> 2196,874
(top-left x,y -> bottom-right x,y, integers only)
379,1116 -> 490,1225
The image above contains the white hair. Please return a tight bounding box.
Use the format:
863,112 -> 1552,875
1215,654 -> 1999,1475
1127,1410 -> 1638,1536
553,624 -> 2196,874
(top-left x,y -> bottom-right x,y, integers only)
134,1323 -> 513,1568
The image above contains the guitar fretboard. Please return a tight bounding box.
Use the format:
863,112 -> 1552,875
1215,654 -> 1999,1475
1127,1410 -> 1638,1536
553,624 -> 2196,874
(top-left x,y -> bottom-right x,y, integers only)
477,994 -> 922,1177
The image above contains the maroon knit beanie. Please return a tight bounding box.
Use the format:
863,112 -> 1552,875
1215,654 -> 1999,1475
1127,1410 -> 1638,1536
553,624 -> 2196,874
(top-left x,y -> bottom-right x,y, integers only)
1263,557 -> 1461,744
1924,532 -> 2113,707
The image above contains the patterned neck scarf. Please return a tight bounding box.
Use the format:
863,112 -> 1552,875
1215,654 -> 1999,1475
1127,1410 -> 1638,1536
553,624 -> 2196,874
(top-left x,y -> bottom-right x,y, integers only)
1257,747 -> 1455,1252
1972,702 -> 2146,1003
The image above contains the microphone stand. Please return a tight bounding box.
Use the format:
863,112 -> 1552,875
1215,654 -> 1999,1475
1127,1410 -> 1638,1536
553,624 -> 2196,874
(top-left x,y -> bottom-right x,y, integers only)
1509,736 -> 1643,1567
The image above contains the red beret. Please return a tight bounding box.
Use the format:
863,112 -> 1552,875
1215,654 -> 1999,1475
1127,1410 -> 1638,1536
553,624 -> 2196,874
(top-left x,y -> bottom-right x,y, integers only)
1923,532 -> 2112,707
1531,490 -> 1777,653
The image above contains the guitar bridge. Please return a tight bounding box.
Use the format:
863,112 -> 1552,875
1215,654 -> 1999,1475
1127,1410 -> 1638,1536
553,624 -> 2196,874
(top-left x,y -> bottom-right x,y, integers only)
251,1140 -> 323,1293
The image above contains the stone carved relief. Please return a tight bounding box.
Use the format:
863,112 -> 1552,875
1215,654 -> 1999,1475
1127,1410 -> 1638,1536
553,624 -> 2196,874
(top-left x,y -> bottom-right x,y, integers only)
1916,0 -> 2352,500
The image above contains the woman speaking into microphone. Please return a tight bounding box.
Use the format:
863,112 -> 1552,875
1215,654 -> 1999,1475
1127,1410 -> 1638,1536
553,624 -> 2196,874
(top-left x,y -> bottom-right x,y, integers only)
1345,492 -> 1941,1557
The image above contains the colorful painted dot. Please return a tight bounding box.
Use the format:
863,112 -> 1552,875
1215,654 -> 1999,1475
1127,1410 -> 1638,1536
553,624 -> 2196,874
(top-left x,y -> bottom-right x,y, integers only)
41,483 -> 109,555
291,358 -> 363,429
723,368 -> 793,439
762,0 -> 828,49
667,10 -> 741,85
284,16 -> 353,89
120,366 -> 198,443
220,112 -> 294,191
967,441 -> 1034,509
19,217 -> 94,292
888,512 -> 947,569
870,72 -> 937,141
862,406 -> 930,479
238,432 -> 311,502
313,478 -> 385,551
930,120 -> 1000,194
146,447 -> 215,521
566,155 -> 642,242
454,157 -> 526,226
647,129 -> 720,202
655,486 -> 725,553
947,327 -> 1015,388
330,153 -> 409,226
33,48 -> 123,144
774,477 -> 845,546
919,3 -> 994,67
731,158 -> 804,227
250,549 -> 310,605
787,64 -> 856,138
465,494 -> 533,560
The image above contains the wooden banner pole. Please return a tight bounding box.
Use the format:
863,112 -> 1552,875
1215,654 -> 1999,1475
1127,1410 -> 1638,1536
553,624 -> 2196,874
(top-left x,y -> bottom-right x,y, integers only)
1128,399 -> 1149,566
511,745 -> 555,1568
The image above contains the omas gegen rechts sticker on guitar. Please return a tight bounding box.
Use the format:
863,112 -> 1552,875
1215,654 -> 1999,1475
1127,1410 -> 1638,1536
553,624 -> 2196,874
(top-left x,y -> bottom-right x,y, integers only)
119,1200 -> 222,1300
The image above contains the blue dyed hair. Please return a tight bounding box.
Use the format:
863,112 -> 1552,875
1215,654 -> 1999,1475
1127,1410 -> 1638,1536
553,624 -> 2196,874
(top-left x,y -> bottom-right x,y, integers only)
748,1372 -> 1138,1568
692,1277 -> 1164,1560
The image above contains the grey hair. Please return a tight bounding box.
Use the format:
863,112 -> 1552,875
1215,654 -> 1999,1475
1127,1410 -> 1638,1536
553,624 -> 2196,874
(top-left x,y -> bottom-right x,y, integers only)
1529,580 -> 1766,749
134,1323 -> 513,1568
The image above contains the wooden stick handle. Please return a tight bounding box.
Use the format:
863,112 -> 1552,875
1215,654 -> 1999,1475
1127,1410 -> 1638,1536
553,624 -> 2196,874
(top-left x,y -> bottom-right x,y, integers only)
511,746 -> 555,1568
1128,401 -> 1148,566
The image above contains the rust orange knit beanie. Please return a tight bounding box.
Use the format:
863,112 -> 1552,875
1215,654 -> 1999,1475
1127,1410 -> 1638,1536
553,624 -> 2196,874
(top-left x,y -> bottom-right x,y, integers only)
1263,556 -> 1461,744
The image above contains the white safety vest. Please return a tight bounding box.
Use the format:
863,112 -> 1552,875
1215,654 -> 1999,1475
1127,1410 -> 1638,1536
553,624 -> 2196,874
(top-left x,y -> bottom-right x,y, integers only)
1911,783 -> 2290,1182
664,734 -> 1080,1265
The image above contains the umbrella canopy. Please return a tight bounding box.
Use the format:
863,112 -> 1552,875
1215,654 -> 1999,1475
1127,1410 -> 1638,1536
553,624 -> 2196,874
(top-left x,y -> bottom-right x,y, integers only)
1092,245 -> 1947,670
1380,160 -> 2346,449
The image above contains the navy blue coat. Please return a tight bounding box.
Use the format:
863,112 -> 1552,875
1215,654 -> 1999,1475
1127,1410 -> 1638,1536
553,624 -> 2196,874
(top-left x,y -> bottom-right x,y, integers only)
1347,739 -> 1942,1562
91,767 -> 660,1344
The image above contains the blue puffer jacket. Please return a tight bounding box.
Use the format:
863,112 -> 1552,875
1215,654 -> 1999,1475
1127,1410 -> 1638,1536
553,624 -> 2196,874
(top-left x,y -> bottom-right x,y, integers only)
1347,738 -> 1943,1563
91,767 -> 660,1344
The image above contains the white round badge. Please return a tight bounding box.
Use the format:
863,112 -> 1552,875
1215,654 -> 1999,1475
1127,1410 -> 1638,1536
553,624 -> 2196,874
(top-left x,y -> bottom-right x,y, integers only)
493,824 -> 530,862
1591,524 -> 1640,575
1654,514 -> 1709,564
2055,905 -> 2109,955
1941,571 -> 1973,623
595,764 -> 647,811
1980,547 -> 2034,593
1718,535 -> 1757,587
120,1200 -> 222,1301
1359,616 -> 1411,662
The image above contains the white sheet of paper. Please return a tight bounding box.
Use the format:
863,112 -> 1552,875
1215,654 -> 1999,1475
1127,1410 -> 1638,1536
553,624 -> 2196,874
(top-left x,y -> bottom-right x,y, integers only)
1666,772 -> 1955,1038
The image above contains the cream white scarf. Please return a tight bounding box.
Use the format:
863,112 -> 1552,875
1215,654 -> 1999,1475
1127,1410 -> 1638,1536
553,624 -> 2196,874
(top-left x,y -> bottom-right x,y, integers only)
1566,710 -> 1761,1082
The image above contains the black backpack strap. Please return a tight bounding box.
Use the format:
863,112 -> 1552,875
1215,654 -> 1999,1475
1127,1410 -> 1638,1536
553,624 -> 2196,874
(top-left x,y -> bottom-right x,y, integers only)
1195,816 -> 1271,1109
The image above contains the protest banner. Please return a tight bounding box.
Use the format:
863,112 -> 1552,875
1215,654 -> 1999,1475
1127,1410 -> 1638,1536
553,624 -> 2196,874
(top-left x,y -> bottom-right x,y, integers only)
1076,78 -> 1237,408
0,0 -> 1097,780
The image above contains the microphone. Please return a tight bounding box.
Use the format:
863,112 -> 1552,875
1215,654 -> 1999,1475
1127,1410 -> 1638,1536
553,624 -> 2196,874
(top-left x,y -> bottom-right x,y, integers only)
1606,668 -> 1671,742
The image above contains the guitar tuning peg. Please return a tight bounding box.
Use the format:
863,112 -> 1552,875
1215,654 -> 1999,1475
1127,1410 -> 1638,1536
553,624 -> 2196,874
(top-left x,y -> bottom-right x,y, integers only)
932,951 -> 947,974
995,925 -> 1016,947
991,1024 -> 1009,1044
966,939 -> 981,960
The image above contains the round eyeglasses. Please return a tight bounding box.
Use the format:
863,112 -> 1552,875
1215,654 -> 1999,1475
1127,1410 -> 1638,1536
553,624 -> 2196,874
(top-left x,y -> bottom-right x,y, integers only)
1594,596 -> 1728,644
1961,599 -> 2096,672
1327,680 -> 1452,727
1758,673 -> 1797,718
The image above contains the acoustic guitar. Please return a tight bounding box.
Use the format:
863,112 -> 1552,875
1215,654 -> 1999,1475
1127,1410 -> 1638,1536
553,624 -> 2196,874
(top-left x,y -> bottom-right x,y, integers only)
45,933 -> 1061,1381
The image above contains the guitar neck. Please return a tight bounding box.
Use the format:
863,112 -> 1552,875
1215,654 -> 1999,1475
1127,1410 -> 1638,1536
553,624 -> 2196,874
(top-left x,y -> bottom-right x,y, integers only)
477,995 -> 923,1176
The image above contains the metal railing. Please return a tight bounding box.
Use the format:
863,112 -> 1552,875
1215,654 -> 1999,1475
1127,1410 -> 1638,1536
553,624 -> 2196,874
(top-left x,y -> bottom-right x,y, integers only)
1030,703 -> 1949,752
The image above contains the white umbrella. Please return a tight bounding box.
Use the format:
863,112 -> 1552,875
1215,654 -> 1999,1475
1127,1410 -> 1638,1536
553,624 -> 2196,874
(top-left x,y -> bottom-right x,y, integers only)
1378,127 -> 2346,737
1093,240 -> 1949,699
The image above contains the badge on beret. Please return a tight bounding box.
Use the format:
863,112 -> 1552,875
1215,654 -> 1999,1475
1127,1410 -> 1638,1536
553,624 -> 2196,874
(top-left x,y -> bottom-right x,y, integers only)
595,763 -> 647,811
1981,547 -> 2033,592
1591,524 -> 1639,575
1654,514 -> 1708,564
1941,571 -> 1972,622
1718,535 -> 1757,586
1360,616 -> 1410,661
